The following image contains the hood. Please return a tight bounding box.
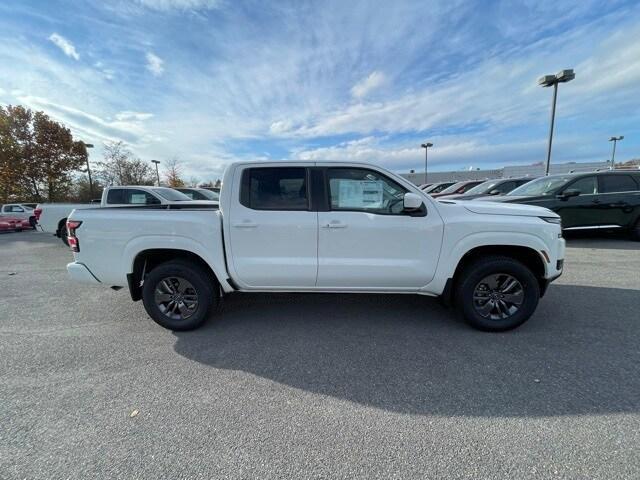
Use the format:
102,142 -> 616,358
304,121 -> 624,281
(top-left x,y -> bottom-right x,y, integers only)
438,199 -> 557,218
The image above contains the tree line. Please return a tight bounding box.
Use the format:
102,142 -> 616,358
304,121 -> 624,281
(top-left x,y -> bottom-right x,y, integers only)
1,105 -> 221,204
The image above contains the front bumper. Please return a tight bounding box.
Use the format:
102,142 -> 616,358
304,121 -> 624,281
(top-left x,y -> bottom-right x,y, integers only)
67,262 -> 100,284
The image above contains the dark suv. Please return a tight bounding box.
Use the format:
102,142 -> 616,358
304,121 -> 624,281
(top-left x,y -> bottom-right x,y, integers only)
482,171 -> 640,239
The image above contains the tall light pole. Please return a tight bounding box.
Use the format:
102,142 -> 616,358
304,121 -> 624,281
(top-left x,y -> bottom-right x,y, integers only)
609,136 -> 624,170
420,142 -> 433,184
151,160 -> 161,186
82,143 -> 95,198
538,69 -> 575,175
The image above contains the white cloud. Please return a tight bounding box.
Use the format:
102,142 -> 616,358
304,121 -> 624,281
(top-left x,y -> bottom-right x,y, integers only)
136,0 -> 220,11
351,71 -> 387,99
48,33 -> 79,60
115,111 -> 154,121
146,52 -> 164,76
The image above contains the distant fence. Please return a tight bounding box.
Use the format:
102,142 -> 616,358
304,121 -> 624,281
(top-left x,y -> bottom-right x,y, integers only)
401,161 -> 610,185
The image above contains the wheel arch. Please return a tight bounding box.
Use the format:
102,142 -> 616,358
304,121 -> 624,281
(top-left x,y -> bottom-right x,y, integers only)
128,248 -> 221,301
441,244 -> 547,306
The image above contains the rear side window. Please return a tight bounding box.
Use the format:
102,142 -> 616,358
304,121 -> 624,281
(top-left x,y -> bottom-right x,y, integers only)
565,176 -> 597,195
106,189 -> 161,205
599,175 -> 639,193
240,167 -> 308,210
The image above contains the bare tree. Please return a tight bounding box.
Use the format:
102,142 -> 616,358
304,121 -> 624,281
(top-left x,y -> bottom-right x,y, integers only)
96,141 -> 154,186
164,157 -> 185,187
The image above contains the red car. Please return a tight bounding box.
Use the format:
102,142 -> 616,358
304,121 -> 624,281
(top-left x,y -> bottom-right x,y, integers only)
0,216 -> 30,232
0,217 -> 21,232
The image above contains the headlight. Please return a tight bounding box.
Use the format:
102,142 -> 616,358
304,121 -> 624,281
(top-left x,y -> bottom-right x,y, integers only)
540,216 -> 561,225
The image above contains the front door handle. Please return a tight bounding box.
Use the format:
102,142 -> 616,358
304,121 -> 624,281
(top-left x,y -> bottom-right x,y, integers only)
322,222 -> 347,229
233,221 -> 258,228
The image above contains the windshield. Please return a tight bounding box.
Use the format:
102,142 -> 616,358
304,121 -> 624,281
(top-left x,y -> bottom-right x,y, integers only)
179,188 -> 219,200
507,176 -> 573,196
424,182 -> 454,194
151,188 -> 192,201
198,189 -> 219,200
438,181 -> 474,195
464,180 -> 501,195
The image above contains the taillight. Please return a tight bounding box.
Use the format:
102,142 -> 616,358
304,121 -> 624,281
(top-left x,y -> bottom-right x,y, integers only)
66,220 -> 82,252
34,208 -> 42,221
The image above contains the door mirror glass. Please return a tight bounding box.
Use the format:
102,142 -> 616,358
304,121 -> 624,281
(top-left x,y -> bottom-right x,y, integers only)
559,188 -> 580,200
403,192 -> 423,210
488,189 -> 501,196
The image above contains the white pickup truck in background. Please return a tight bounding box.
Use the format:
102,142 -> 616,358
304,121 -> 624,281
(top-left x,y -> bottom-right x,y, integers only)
37,186 -> 215,244
66,161 -> 565,332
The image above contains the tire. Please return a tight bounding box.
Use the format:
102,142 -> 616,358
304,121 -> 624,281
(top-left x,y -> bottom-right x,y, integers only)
631,216 -> 640,241
58,219 -> 69,246
142,260 -> 218,331
29,216 -> 37,229
456,255 -> 540,332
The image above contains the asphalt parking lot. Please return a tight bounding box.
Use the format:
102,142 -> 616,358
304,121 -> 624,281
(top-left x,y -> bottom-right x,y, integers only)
1,231 -> 639,479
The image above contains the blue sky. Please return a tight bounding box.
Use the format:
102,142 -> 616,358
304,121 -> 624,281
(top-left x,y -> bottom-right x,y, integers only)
1,0 -> 639,181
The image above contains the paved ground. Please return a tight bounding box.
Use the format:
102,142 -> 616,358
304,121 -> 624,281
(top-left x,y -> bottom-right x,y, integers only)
1,231 -> 639,479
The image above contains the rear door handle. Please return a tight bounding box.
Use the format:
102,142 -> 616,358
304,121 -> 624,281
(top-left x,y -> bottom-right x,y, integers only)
322,222 -> 347,229
233,221 -> 258,228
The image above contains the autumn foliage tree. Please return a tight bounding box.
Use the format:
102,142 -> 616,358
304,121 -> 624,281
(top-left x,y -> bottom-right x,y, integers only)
0,105 -> 87,202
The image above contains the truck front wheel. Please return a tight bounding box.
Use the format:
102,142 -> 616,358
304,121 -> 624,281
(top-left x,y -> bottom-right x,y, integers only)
456,255 -> 540,332
142,260 -> 218,331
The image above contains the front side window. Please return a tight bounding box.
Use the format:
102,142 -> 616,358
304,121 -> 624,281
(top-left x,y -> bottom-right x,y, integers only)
241,167 -> 308,210
599,175 -> 638,193
327,168 -> 407,214
565,176 -> 597,195
495,181 -> 517,193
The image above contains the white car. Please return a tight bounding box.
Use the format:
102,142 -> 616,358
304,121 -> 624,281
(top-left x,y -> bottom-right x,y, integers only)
37,186 -> 215,244
66,161 -> 565,332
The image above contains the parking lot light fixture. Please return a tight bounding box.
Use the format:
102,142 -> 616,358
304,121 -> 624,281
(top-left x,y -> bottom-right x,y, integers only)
420,142 -> 433,184
608,136 -> 624,170
79,142 -> 95,197
151,160 -> 161,186
538,69 -> 575,176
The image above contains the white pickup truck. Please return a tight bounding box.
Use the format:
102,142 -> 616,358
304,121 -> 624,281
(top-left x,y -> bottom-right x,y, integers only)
66,161 -> 564,332
37,186 -> 214,244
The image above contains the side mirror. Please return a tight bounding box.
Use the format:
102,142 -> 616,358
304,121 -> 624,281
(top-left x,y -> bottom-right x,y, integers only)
558,189 -> 580,200
403,192 -> 423,211
488,189 -> 501,196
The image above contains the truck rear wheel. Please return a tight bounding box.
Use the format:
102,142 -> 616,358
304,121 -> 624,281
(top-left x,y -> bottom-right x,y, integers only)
58,218 -> 69,245
142,260 -> 218,331
456,255 -> 540,332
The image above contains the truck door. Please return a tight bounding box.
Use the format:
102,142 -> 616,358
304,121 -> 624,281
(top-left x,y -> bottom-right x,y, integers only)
316,167 -> 444,289
227,166 -> 318,288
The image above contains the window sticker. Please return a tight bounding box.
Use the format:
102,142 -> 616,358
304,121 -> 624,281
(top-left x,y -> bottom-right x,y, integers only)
130,193 -> 147,204
337,180 -> 383,209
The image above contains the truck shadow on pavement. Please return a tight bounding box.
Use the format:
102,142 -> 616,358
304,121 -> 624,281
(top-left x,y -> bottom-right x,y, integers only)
173,284 -> 640,417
